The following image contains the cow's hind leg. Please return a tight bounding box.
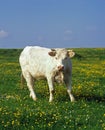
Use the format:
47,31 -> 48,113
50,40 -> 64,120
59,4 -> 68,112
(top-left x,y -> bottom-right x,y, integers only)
67,86 -> 75,102
64,76 -> 75,102
24,72 -> 37,101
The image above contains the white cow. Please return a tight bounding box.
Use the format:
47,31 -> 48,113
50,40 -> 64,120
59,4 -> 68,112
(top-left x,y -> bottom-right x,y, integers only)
19,46 -> 75,102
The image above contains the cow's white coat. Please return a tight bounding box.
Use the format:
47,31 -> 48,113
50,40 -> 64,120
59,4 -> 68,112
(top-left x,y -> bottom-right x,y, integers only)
19,46 -> 75,102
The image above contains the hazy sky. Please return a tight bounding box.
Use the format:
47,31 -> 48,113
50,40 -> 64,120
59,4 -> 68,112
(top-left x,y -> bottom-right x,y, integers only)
0,0 -> 105,48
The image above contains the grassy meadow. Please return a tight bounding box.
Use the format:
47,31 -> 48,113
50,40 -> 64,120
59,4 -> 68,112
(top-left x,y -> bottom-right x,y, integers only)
0,48 -> 105,130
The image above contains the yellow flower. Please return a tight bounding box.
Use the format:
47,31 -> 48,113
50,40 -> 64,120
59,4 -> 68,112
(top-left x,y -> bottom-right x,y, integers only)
78,85 -> 82,89
12,120 -> 15,125
0,107 -> 2,111
48,123 -> 51,127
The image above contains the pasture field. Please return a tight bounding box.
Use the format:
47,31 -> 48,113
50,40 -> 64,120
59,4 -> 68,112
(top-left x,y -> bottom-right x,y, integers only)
0,48 -> 105,130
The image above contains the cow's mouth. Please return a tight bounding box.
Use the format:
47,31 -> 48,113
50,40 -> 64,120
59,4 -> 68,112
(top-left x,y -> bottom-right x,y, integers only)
54,71 -> 64,83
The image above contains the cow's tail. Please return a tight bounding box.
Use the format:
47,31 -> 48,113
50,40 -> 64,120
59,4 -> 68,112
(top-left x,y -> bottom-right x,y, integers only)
21,73 -> 25,88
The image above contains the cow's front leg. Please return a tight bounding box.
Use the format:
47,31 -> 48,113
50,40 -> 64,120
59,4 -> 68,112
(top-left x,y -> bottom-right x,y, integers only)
47,77 -> 55,102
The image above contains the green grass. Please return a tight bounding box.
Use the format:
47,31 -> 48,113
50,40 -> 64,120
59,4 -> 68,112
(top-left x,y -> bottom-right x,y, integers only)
0,48 -> 105,130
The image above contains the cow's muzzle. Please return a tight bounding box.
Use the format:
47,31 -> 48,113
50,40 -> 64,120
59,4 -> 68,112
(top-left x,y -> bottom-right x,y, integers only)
58,65 -> 64,71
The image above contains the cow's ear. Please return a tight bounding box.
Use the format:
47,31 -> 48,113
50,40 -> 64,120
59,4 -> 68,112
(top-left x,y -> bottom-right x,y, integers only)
67,50 -> 75,58
48,49 -> 56,57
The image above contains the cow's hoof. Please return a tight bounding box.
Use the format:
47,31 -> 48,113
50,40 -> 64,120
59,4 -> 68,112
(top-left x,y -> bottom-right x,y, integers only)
33,98 -> 37,101
30,93 -> 37,101
49,99 -> 53,102
71,97 -> 75,102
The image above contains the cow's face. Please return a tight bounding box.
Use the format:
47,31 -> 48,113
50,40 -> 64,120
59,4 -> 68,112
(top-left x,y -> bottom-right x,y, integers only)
48,49 -> 75,71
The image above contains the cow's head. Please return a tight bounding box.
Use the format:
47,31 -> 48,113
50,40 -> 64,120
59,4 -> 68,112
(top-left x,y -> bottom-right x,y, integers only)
48,48 -> 75,72
48,48 -> 75,58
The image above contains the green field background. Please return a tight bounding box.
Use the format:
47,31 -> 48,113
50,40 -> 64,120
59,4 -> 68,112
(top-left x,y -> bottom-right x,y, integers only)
0,48 -> 105,130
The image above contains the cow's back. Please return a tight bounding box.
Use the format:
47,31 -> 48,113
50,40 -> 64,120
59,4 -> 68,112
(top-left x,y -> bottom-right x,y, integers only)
19,46 -> 51,78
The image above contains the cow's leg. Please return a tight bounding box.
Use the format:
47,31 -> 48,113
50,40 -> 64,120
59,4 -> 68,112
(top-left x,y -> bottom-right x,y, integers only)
24,73 -> 37,101
47,77 -> 54,102
67,86 -> 75,102
64,75 -> 75,102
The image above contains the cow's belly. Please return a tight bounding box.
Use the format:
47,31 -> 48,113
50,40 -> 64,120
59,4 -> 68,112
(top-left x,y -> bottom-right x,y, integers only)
32,72 -> 46,79
29,67 -> 46,79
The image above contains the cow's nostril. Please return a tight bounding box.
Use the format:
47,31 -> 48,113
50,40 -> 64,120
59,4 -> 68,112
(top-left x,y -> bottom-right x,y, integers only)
61,66 -> 64,70
58,66 -> 64,71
